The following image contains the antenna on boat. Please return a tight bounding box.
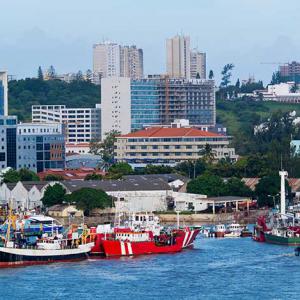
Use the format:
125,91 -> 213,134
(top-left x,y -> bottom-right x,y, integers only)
279,170 -> 288,215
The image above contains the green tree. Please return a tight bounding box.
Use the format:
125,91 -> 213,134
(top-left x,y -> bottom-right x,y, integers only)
47,65 -> 56,79
3,168 -> 40,183
75,70 -> 84,81
187,172 -> 226,196
176,159 -> 206,179
107,162 -> 133,178
235,78 -> 240,90
43,174 -> 64,181
144,164 -> 174,174
220,63 -> 234,87
86,69 -> 93,82
208,70 -> 214,79
225,177 -> 253,197
41,183 -> 66,207
90,130 -> 120,170
290,82 -> 298,93
84,173 -> 103,180
196,72 -> 200,79
65,188 -> 112,216
38,66 -> 44,80
199,143 -> 215,164
254,175 -> 290,207
2,169 -> 21,183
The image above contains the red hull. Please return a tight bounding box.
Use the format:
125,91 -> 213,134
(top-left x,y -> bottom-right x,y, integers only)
215,232 -> 225,238
102,238 -> 184,257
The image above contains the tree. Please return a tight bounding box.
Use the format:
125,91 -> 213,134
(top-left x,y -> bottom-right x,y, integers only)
199,143 -> 215,164
254,175 -> 291,207
65,188 -> 112,216
144,164 -> 174,174
84,173 -> 103,180
89,130 -> 120,170
208,70 -> 214,79
3,168 -> 40,183
290,82 -> 298,93
187,172 -> 226,196
196,72 -> 200,79
86,69 -> 93,82
176,159 -> 206,178
41,183 -> 66,207
47,65 -> 56,79
220,63 -> 234,88
75,70 -> 83,81
235,79 -> 240,90
225,177 -> 253,197
107,162 -> 133,178
38,66 -> 44,80
43,174 -> 64,181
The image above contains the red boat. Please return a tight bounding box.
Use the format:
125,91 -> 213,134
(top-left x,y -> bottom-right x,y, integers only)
102,230 -> 184,257
253,215 -> 270,242
89,227 -> 199,256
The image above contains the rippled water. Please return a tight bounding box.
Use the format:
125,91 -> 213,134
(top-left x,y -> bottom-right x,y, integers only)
0,237 -> 299,300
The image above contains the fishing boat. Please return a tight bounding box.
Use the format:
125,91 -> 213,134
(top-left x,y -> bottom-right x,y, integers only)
224,223 -> 243,238
102,229 -> 185,257
212,224 -> 226,238
0,203 -> 94,267
89,212 -> 200,256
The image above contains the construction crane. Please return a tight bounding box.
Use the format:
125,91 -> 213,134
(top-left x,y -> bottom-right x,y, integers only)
260,62 -> 289,65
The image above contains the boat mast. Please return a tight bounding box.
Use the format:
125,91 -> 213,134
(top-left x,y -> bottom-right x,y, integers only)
279,170 -> 288,215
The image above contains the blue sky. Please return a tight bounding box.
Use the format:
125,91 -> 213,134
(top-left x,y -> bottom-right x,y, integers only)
1,0 -> 300,84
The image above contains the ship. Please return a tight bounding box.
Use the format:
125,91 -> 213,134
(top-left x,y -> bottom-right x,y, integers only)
253,170 -> 300,246
0,203 -> 94,267
89,212 -> 200,257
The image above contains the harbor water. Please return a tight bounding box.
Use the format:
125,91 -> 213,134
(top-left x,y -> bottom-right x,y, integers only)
1,237 -> 300,300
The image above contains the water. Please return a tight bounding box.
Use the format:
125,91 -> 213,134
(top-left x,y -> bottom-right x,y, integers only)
0,238 -> 300,300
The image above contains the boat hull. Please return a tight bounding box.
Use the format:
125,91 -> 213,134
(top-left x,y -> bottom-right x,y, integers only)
0,246 -> 91,268
264,233 -> 300,246
102,239 -> 183,257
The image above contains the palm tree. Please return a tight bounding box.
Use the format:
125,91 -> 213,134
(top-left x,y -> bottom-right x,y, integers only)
199,143 -> 215,164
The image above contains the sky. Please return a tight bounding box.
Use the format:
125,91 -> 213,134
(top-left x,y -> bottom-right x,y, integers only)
1,0 -> 300,84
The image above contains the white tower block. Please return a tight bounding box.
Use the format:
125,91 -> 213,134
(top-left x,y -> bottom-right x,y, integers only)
279,170 -> 288,215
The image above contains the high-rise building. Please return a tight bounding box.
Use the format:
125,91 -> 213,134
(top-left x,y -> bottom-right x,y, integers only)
17,123 -> 65,172
279,61 -> 300,82
0,71 -> 8,116
32,104 -> 101,144
0,116 -> 17,170
190,50 -> 206,79
120,46 -> 143,79
101,77 -> 215,137
0,117 -> 65,172
93,42 -> 121,83
166,35 -> 191,79
93,42 -> 143,84
100,77 -> 131,137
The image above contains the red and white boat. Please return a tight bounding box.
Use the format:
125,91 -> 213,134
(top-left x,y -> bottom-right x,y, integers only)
88,213 -> 200,257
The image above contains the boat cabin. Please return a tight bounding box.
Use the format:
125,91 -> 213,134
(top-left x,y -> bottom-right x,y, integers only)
115,231 -> 151,242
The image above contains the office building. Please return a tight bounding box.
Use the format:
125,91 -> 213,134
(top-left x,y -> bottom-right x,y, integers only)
17,123 -> 65,172
93,42 -> 143,84
32,104 -> 101,144
100,77 -> 131,137
101,77 -> 215,136
280,61 -> 300,79
0,71 -> 8,116
114,125 -> 237,167
190,50 -> 206,79
0,116 -> 17,169
166,35 -> 191,79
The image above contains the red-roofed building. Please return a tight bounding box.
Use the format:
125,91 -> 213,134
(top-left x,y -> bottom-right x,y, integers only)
115,126 -> 237,167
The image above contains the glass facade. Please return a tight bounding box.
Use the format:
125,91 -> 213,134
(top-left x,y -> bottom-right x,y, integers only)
131,81 -> 161,131
130,79 -> 215,130
0,80 -> 4,116
6,128 -> 17,169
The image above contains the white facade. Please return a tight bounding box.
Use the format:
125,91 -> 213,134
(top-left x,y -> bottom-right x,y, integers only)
190,50 -> 206,79
100,77 -> 131,137
32,104 -> 101,143
120,46 -> 143,79
93,42 -> 121,83
66,143 -> 90,154
166,35 -> 191,79
0,71 -> 8,116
